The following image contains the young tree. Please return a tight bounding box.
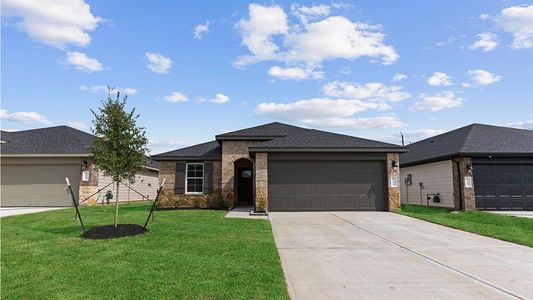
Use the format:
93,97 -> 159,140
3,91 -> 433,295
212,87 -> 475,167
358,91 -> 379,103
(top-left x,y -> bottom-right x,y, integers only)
90,88 -> 149,226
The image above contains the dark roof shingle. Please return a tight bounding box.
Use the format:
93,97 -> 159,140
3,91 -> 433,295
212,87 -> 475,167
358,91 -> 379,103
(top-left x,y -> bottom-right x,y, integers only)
155,122 -> 405,159
152,141 -> 221,160
400,123 -> 533,166
1,126 -> 94,155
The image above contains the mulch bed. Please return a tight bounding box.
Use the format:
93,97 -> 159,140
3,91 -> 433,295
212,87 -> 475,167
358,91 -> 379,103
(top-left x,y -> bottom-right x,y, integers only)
82,224 -> 147,239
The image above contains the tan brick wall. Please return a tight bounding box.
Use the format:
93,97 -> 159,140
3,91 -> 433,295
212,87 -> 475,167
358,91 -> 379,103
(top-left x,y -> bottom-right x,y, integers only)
79,160 -> 99,205
254,152 -> 268,212
387,153 -> 401,210
452,157 -> 476,210
221,140 -> 262,208
158,160 -> 222,208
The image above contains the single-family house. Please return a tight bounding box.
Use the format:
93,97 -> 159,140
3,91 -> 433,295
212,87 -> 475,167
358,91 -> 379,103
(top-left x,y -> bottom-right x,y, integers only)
1,126 -> 159,206
152,122 -> 407,212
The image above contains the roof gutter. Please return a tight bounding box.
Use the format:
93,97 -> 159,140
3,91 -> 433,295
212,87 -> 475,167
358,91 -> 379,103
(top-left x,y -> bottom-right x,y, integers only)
0,153 -> 91,158
248,147 -> 408,153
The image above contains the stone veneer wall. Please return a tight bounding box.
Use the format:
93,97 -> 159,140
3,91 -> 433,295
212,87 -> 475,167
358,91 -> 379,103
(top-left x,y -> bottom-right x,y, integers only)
254,152 -> 268,212
79,160 -> 99,205
387,153 -> 401,210
452,156 -> 476,210
221,141 -> 263,208
158,160 -> 222,208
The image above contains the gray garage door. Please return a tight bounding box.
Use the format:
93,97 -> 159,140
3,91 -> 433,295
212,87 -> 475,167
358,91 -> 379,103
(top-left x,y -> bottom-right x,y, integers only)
1,164 -> 80,207
269,161 -> 386,211
474,164 -> 533,210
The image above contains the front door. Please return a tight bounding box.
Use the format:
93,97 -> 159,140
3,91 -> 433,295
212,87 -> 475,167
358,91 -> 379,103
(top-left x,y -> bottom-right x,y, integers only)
237,167 -> 253,204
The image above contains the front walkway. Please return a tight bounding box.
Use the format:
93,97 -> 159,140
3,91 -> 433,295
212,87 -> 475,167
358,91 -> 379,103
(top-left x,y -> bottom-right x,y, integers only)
0,207 -> 68,218
269,211 -> 533,300
225,205 -> 268,220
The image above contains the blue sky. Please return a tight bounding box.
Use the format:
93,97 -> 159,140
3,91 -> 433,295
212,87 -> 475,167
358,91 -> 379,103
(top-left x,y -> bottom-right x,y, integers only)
2,0 -> 532,154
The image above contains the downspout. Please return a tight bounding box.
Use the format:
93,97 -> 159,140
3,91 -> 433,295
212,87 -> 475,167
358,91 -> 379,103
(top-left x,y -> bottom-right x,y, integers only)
453,159 -> 463,211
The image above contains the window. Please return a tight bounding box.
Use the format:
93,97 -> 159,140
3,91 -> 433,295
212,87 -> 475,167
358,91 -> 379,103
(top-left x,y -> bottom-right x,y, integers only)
186,163 -> 203,194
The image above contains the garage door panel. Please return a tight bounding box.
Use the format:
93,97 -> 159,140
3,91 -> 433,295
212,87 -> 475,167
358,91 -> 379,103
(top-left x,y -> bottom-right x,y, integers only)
1,164 -> 78,207
268,160 -> 386,211
474,163 -> 533,211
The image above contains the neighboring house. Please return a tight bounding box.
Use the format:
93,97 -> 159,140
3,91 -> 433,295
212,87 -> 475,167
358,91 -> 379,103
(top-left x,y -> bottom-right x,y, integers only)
400,124 -> 533,211
152,122 -> 406,212
1,126 -> 159,207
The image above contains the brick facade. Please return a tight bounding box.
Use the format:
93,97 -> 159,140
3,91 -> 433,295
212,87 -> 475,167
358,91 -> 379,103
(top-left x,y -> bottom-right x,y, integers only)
221,141 -> 262,208
387,153 -> 401,210
254,152 -> 268,212
78,160 -> 99,205
452,156 -> 476,210
158,160 -> 222,208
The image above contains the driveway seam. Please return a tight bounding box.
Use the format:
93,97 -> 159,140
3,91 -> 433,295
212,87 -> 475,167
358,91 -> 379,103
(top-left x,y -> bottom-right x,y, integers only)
329,212 -> 526,300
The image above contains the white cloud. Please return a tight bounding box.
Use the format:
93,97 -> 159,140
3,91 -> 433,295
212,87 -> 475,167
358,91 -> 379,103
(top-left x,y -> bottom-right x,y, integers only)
145,52 -> 173,74
256,97 -> 386,119
403,129 -> 447,142
67,121 -> 88,130
0,109 -> 51,124
410,91 -> 463,112
392,73 -> 407,82
284,16 -> 398,65
80,85 -> 137,95
235,4 -> 288,67
235,4 -> 398,72
268,65 -> 323,80
339,66 -> 351,74
331,2 -> 353,10
291,4 -> 331,24
467,69 -> 501,85
323,81 -> 410,102
299,116 -> 404,129
427,72 -> 452,86
469,33 -> 498,52
64,52 -> 103,72
193,21 -> 209,39
505,119 -> 533,129
479,14 -> 490,21
164,92 -> 188,103
209,93 -> 229,104
2,0 -> 102,48
498,5 -> 533,49
461,82 -> 471,88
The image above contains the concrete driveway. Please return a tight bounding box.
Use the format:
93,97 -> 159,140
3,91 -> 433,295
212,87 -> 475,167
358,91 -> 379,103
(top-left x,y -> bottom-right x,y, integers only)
269,212 -> 533,300
0,207 -> 68,218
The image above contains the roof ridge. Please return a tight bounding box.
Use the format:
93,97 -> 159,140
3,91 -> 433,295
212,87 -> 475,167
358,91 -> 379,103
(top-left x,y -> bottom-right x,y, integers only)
458,124 -> 480,153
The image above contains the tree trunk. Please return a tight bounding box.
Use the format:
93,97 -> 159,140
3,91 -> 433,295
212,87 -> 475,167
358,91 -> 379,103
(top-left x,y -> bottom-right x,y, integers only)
114,181 -> 120,227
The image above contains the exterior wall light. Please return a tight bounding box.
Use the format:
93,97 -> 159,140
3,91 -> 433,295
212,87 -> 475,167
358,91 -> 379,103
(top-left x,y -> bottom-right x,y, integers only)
466,163 -> 473,174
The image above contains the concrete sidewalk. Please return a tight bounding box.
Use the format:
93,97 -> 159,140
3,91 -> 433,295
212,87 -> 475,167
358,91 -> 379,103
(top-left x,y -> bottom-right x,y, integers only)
0,207 -> 68,218
270,211 -> 533,300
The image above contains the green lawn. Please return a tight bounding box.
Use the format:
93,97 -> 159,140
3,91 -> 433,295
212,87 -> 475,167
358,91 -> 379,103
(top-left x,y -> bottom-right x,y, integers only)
398,205 -> 533,247
1,203 -> 289,299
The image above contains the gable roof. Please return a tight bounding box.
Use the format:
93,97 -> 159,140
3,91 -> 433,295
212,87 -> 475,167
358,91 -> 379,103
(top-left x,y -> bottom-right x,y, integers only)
1,126 -> 159,170
152,141 -> 221,160
400,123 -> 533,166
154,122 -> 406,159
215,122 -> 308,140
1,126 -> 94,155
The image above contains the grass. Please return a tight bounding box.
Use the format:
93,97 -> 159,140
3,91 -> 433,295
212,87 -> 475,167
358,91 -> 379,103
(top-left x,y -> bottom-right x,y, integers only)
1,203 -> 289,299
398,204 -> 533,247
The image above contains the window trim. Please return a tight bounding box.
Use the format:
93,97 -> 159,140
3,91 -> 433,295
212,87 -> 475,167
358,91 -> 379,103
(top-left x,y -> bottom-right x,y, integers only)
185,163 -> 204,194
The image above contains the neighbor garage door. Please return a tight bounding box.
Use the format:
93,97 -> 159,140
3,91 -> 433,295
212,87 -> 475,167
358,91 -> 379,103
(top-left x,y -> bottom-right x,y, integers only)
269,160 -> 386,211
473,164 -> 533,210
1,160 -> 80,207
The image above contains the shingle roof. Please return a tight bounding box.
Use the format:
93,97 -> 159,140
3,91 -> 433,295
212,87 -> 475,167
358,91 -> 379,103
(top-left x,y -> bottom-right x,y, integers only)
155,122 -> 405,159
249,127 -> 403,150
1,126 -> 160,169
400,123 -> 533,166
1,126 -> 94,155
215,122 -> 308,139
152,141 -> 221,160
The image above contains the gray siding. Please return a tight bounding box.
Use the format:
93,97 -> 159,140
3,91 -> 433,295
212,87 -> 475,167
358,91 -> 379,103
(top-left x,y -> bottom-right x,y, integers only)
1,157 -> 81,207
400,160 -> 455,208
97,169 -> 159,203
